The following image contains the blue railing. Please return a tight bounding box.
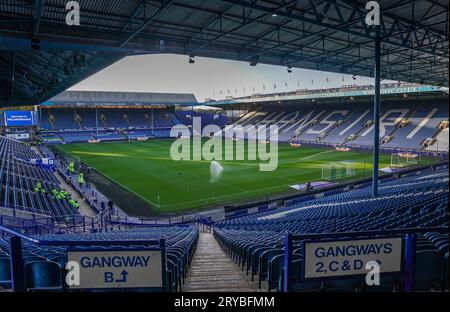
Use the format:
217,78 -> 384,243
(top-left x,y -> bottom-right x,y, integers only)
283,226 -> 448,292
0,203 -> 52,219
109,214 -> 196,226
0,214 -> 62,236
197,215 -> 215,226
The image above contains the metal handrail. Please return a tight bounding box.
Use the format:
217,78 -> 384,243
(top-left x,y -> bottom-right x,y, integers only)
0,225 -> 40,243
0,204 -> 52,217
0,224 -> 162,247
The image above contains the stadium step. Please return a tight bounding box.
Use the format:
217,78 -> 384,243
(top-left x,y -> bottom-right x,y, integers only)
183,230 -> 260,292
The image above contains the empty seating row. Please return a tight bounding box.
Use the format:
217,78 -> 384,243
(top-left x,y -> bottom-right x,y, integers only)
214,168 -> 449,292
40,109 -> 181,130
0,137 -> 79,217
227,101 -> 448,152
175,110 -> 228,130
0,225 -> 198,292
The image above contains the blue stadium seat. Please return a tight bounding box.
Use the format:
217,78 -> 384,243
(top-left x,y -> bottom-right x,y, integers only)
414,250 -> 445,291
214,167 -> 449,292
0,257 -> 12,289
325,278 -> 363,292
258,249 -> 284,288
364,273 -> 402,292
0,224 -> 199,292
290,260 -> 323,292
25,261 -> 63,291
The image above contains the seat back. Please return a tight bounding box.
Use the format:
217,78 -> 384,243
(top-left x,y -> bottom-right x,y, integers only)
260,249 -> 284,278
290,259 -> 323,292
50,256 -> 67,268
0,258 -> 11,281
25,261 -> 63,290
325,277 -> 362,292
414,250 -> 445,291
23,256 -> 47,265
365,272 -> 401,292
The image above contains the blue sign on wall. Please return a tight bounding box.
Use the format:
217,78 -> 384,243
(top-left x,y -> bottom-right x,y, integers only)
4,111 -> 34,127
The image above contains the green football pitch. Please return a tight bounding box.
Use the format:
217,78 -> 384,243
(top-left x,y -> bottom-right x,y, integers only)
56,139 -> 435,216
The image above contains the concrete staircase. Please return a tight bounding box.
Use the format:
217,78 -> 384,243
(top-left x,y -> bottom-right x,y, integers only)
182,230 -> 260,292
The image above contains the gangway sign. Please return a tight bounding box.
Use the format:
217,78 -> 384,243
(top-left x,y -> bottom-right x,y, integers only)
303,237 -> 402,279
67,249 -> 163,289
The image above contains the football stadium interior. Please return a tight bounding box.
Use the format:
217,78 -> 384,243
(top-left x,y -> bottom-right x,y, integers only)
0,0 -> 449,296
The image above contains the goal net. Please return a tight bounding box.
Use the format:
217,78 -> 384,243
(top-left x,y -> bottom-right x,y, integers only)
321,160 -> 356,181
390,152 -> 420,167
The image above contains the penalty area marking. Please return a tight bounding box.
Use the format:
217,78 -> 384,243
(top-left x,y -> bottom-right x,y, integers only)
298,149 -> 336,161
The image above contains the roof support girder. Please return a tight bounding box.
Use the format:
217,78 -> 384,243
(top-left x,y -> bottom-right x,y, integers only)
119,0 -> 176,48
218,0 -> 448,59
32,0 -> 45,38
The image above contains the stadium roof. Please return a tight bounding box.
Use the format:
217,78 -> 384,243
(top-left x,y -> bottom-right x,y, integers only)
0,50 -> 126,107
42,90 -> 198,106
205,83 -> 449,105
0,0 -> 448,107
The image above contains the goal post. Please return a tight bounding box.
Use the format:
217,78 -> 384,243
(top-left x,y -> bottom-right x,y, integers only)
321,160 -> 356,181
390,152 -> 420,167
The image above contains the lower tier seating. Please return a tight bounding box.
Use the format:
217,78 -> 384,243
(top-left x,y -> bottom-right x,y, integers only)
0,225 -> 198,292
214,168 -> 449,292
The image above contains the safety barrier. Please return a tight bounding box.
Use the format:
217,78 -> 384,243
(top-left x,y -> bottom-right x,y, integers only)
110,214 -> 197,226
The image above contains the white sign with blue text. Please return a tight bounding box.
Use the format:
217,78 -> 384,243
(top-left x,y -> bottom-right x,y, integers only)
67,250 -> 163,289
304,237 -> 402,279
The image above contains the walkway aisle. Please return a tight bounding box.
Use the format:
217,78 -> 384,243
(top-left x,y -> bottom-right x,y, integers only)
183,230 -> 260,292
52,171 -> 96,218
32,146 -> 96,218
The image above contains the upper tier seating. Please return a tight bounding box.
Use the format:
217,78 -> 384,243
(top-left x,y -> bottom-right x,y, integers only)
175,110 -> 228,130
40,109 -> 180,130
345,105 -> 408,147
426,127 -> 449,152
38,109 -> 228,143
321,108 -> 371,145
226,101 -> 448,152
384,104 -> 448,151
299,109 -> 351,143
